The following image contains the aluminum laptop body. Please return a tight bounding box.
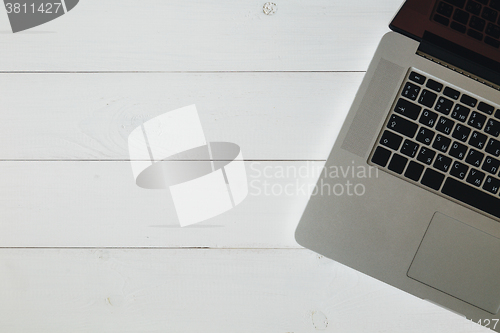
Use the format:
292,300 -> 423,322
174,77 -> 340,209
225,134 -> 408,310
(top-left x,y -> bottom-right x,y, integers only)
295,0 -> 500,329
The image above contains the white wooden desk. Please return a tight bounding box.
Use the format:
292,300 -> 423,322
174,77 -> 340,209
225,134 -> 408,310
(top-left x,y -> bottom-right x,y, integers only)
0,1 -> 491,332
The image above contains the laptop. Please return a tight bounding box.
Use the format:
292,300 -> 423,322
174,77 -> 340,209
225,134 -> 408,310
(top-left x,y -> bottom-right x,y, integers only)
295,0 -> 500,330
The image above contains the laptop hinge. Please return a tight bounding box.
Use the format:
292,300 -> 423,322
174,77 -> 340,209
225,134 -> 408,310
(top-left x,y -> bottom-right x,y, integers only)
418,31 -> 500,90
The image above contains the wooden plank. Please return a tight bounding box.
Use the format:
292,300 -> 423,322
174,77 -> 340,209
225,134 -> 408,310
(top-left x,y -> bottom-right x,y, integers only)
0,72 -> 362,160
0,249 -> 486,333
0,0 -> 401,72
0,161 -> 332,247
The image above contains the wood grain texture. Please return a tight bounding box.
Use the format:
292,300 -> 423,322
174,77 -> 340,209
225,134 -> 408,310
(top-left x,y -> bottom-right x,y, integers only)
0,249 -> 486,333
0,0 -> 401,72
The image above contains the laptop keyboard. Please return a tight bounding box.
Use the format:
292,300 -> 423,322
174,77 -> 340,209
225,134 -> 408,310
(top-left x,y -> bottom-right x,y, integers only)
370,69 -> 500,220
433,0 -> 500,48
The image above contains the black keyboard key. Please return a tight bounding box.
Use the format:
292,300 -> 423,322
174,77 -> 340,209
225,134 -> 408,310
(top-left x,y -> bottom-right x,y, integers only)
483,176 -> 500,194
432,134 -> 452,152
486,22 -> 500,38
451,161 -> 469,179
451,21 -> 468,33
437,1 -> 454,17
467,168 -> 485,186
380,130 -> 403,150
470,16 -> 486,31
492,0 -> 500,10
450,141 -> 468,159
468,111 -> 486,129
468,28 -> 484,40
394,98 -> 422,120
402,82 -> 421,100
476,0 -> 488,5
418,89 -> 438,108
444,0 -> 466,8
405,161 -> 425,181
435,14 -> 451,25
371,146 -> 391,167
454,9 -> 470,25
451,104 -> 470,121
482,7 -> 499,22
416,127 -> 436,145
495,109 -> 500,119
466,0 -> 482,16
436,116 -> 455,135
388,154 -> 408,174
482,155 -> 500,174
421,169 -> 446,190
486,138 -> 500,156
387,115 -> 419,138
442,177 -> 500,218
419,109 -> 439,128
401,139 -> 420,158
434,96 -> 454,115
426,79 -> 444,93
417,147 -> 437,165
452,123 -> 472,141
485,118 -> 500,137
485,36 -> 500,48
469,130 -> 487,149
443,87 -> 460,100
434,154 -> 452,172
478,101 -> 495,115
465,148 -> 485,167
409,71 -> 426,84
460,94 -> 478,107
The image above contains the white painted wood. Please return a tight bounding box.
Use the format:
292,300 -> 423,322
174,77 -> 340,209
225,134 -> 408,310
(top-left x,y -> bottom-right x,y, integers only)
0,161 -> 328,247
0,249 -> 488,333
0,0 -> 401,72
0,72 -> 361,160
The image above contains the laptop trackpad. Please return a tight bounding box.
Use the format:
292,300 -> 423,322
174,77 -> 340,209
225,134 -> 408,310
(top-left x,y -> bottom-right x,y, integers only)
408,212 -> 500,314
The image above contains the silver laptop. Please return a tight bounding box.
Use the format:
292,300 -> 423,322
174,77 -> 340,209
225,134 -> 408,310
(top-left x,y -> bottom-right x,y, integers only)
295,0 -> 500,330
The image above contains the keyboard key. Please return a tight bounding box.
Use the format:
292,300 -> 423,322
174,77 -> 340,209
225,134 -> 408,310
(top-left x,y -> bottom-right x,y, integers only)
417,147 -> 436,165
485,36 -> 500,48
416,127 -> 436,145
434,154 -> 452,172
409,71 -> 426,84
482,155 -> 500,174
454,9 -> 470,25
433,134 -> 452,152
421,169 -> 446,190
434,96 -> 454,115
388,154 -> 408,174
495,109 -> 500,119
419,109 -> 439,128
436,116 -> 455,135
451,21 -> 467,33
402,82 -> 420,100
418,89 -> 438,108
486,138 -> 500,156
466,168 -> 485,186
450,141 -> 468,159
492,0 -> 500,10
468,111 -> 486,129
483,176 -> 500,194
437,1 -> 454,17
443,87 -> 460,100
394,98 -> 422,120
465,148 -> 485,167
467,28 -> 484,40
470,16 -> 486,31
442,177 -> 500,219
451,161 -> 469,179
484,119 -> 500,137
450,104 -> 470,121
380,130 -> 403,150
486,22 -> 500,38
452,123 -> 472,141
426,79 -> 444,93
483,7 -> 499,22
401,139 -> 420,158
443,0 -> 466,8
469,130 -> 487,149
478,101 -> 495,115
434,14 -> 450,25
465,0 -> 482,16
371,146 -> 391,167
460,94 -> 478,107
387,115 -> 419,137
404,161 -> 425,181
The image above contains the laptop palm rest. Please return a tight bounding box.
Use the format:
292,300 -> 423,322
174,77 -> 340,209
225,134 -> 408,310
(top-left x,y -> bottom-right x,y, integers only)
408,212 -> 500,314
